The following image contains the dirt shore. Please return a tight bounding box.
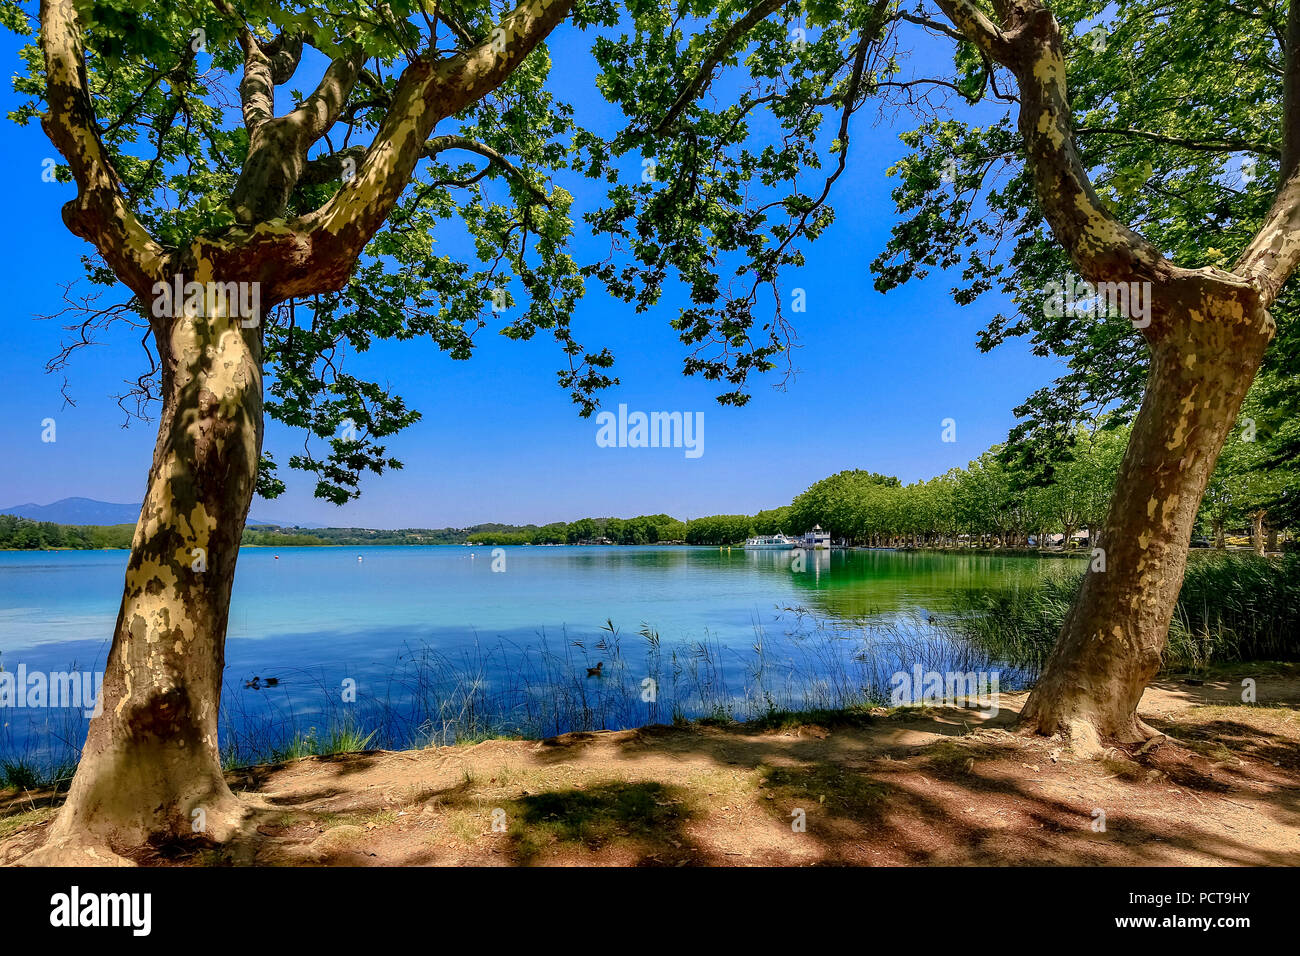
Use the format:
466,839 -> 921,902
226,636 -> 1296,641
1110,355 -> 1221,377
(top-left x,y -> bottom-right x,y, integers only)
4,667 -> 1299,866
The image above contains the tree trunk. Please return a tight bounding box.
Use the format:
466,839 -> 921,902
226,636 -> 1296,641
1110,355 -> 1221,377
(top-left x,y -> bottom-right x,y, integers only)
1212,518 -> 1225,550
1020,286 -> 1272,750
28,294 -> 264,865
1267,525 -> 1279,553
1251,510 -> 1267,555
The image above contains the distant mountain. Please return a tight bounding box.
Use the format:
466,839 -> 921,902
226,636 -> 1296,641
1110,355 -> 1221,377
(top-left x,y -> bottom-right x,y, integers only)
2,497 -> 140,525
0,497 -> 313,528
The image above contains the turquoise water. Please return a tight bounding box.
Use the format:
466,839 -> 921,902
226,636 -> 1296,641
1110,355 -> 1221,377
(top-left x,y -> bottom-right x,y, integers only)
0,546 -> 1059,766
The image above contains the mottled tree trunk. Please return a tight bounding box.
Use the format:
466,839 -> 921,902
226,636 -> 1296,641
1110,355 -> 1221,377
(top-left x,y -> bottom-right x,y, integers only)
1020,287 -> 1273,749
29,0 -> 577,864
29,295 -> 263,864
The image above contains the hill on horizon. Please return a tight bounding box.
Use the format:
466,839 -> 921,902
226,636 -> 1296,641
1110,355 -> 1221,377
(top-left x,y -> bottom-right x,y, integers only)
0,496 -> 307,527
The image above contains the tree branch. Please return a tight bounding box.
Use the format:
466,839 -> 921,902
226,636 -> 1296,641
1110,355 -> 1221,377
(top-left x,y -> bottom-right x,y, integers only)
423,133 -> 551,205
39,0 -> 167,300
228,44 -> 366,223
934,0 -> 1170,295
301,134 -> 550,206
1076,125 -> 1280,157
1237,0 -> 1300,305
236,0 -> 575,300
652,0 -> 793,135
931,0 -> 1018,61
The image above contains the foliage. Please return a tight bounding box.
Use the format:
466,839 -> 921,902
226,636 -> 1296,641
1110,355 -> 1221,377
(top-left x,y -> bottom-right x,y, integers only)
4,0 -> 622,504
872,0 -> 1294,472
952,552 -> 1300,672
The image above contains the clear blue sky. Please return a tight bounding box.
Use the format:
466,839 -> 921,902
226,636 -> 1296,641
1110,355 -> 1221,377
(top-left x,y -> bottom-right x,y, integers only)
0,22 -> 1058,529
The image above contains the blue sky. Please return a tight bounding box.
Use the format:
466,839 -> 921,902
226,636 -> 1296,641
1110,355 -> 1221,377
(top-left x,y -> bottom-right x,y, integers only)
0,20 -> 1058,529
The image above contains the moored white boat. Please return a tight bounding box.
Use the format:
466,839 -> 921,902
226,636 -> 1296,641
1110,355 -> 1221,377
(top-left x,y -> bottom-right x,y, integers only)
744,534 -> 797,550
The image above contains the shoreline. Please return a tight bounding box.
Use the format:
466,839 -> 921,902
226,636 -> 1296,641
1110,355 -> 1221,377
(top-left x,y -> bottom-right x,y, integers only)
5,667 -> 1299,866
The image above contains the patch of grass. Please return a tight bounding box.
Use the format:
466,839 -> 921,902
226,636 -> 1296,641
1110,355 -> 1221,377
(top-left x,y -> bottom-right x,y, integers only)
1178,739 -> 1238,762
318,812 -> 355,830
1101,758 -> 1144,780
221,717 -> 380,769
0,806 -> 55,840
503,781 -> 693,861
745,704 -> 878,733
757,762 -> 888,819
0,759 -> 44,791
952,552 -> 1300,672
882,703 -> 945,721
1159,703 -> 1300,769
694,704 -> 736,727
450,730 -> 517,747
0,758 -> 74,791
1184,661 -> 1300,680
924,740 -> 981,775
270,730 -> 320,764
1182,702 -> 1300,728
320,720 -> 379,756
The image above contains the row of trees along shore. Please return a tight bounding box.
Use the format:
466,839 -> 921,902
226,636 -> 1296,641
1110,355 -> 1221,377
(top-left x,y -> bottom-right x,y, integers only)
476,420 -> 1295,552
8,419 -> 1293,554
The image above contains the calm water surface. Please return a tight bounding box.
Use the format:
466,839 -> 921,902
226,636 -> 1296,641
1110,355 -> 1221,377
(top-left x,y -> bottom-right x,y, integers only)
0,546 -> 1067,764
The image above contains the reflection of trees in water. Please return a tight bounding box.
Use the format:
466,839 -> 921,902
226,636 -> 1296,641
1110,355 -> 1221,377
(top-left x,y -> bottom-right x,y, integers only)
559,546 -> 695,571
748,548 -> 1060,621
478,546 -> 1064,627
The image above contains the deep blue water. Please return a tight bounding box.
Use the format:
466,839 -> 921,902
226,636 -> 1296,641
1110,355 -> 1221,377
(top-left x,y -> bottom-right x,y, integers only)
0,546 -> 1052,768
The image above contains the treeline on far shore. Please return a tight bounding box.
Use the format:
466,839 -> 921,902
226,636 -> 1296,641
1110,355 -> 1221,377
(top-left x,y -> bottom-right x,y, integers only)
0,513 -> 692,550
0,516 -> 136,550
0,515 -> 477,550
5,418 -> 1294,553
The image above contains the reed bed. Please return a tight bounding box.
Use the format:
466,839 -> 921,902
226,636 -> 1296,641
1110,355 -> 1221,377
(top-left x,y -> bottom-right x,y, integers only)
949,551 -> 1300,672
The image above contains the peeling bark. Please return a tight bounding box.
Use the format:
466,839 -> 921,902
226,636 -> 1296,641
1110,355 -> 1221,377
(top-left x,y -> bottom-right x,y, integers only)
1019,278 -> 1274,747
935,0 -> 1297,749
27,261 -> 264,864
30,0 -> 576,863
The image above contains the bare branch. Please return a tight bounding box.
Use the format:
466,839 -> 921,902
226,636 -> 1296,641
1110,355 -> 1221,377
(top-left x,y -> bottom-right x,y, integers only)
1076,125 -> 1280,157
892,10 -> 965,43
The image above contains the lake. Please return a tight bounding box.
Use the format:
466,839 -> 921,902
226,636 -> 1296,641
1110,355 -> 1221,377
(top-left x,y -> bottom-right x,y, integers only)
0,546 -> 1066,769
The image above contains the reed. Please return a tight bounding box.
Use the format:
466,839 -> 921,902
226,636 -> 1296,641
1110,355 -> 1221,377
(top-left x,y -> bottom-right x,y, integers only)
949,552 -> 1300,672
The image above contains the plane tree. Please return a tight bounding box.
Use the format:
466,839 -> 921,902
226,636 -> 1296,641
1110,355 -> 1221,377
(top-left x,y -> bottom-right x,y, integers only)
8,0 -> 621,864
588,0 -> 1300,748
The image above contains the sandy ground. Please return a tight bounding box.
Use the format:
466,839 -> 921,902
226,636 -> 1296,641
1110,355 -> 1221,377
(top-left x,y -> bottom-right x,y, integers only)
3,667 -> 1299,866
